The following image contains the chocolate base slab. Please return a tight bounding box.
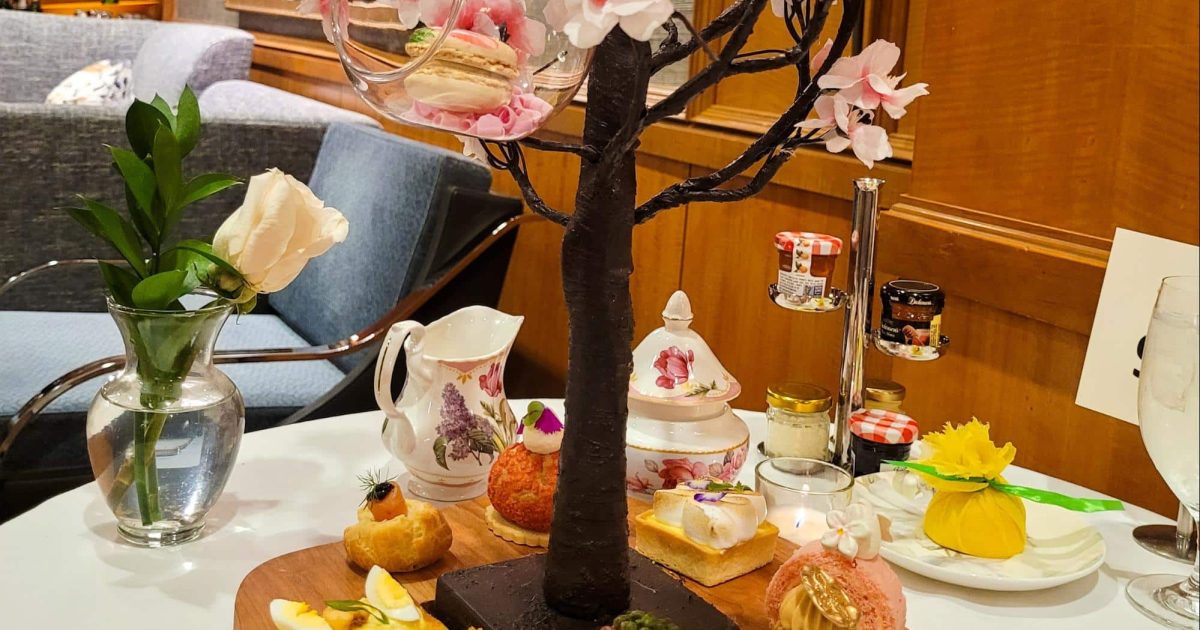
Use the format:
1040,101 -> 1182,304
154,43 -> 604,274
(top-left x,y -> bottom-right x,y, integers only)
431,552 -> 738,630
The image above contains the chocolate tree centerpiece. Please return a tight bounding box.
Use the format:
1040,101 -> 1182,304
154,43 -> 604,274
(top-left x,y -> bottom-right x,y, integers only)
323,0 -> 925,624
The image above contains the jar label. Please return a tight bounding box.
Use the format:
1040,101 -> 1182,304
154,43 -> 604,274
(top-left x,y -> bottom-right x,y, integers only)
880,313 -> 942,347
777,236 -> 827,300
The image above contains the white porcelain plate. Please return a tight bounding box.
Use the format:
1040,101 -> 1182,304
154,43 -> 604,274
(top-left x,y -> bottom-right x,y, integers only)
855,471 -> 1107,592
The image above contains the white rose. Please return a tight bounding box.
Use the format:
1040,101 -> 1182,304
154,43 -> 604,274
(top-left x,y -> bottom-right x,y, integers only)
213,168 -> 348,295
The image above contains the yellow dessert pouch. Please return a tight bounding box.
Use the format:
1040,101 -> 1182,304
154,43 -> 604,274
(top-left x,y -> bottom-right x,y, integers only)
923,484 -> 1026,559
914,419 -> 1027,559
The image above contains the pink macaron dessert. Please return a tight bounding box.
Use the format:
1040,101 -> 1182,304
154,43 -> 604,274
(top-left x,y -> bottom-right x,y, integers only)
766,502 -> 906,630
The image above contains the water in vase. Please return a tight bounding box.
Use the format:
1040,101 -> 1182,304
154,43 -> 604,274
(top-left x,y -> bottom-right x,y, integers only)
86,384 -> 244,546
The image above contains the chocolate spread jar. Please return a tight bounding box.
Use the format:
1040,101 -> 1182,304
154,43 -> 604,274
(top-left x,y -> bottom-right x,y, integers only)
879,280 -> 944,348
774,231 -> 843,302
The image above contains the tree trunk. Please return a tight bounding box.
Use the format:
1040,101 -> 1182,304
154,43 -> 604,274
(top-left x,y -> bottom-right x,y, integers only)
543,31 -> 651,620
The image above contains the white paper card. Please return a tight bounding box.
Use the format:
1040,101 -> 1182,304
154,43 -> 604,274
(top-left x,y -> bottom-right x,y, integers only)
1076,229 -> 1199,424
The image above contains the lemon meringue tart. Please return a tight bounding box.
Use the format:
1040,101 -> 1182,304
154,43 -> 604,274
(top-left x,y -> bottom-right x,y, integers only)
634,479 -> 778,586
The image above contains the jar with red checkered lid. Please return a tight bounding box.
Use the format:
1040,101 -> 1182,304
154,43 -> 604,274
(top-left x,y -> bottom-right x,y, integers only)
849,409 -> 919,477
773,231 -> 843,304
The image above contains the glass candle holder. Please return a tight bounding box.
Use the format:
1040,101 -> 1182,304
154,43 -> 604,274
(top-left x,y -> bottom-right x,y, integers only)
756,457 -> 854,546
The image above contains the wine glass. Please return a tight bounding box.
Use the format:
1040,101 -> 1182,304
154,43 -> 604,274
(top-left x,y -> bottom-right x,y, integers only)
1127,275 -> 1200,629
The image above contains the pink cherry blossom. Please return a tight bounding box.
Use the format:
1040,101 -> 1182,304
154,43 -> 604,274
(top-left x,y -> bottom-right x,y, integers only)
817,39 -> 928,119
545,0 -> 675,49
797,95 -> 893,169
810,38 -> 832,74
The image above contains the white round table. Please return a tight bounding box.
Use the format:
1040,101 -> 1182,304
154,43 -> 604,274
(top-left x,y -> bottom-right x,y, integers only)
0,401 -> 1178,629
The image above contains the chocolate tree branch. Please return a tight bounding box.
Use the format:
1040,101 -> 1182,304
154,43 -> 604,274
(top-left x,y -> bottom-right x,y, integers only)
644,0 -> 769,126
634,0 -> 861,223
650,0 -> 752,73
520,136 -> 601,161
489,142 -> 571,227
672,11 -> 719,63
728,48 -> 808,74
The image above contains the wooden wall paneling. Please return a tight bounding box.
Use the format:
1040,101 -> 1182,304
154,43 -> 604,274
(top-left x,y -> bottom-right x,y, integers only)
680,176 -> 892,412
878,200 -> 1109,335
911,0 -> 1200,244
499,156 -> 692,398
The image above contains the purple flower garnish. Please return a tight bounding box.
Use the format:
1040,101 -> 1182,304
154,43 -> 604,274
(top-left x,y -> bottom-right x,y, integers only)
522,401 -> 563,435
534,408 -> 564,434
693,492 -> 726,503
684,479 -> 710,490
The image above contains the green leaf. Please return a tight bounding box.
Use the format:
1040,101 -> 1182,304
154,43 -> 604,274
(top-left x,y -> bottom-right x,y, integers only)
152,124 -> 182,230
98,261 -> 140,306
131,269 -> 199,310
125,100 -> 171,158
324,601 -> 390,624
125,184 -> 160,250
433,436 -> 449,470
172,239 -> 243,280
109,146 -> 156,213
66,199 -> 147,276
175,86 -> 201,156
177,173 -> 240,210
149,95 -> 177,130
522,400 -> 545,426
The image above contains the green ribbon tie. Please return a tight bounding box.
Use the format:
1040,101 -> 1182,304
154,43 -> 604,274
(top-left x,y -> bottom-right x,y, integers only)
884,460 -> 1125,513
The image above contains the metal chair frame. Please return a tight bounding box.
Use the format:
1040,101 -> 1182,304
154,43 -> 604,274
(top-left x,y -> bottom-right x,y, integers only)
0,213 -> 537,458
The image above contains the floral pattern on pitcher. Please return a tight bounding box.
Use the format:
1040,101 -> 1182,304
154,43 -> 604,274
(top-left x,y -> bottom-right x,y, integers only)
433,383 -> 501,469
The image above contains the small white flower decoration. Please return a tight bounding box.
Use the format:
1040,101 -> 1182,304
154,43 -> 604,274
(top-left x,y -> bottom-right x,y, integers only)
820,501 -> 882,560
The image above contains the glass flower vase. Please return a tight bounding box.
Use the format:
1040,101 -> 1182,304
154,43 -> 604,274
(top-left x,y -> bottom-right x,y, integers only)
86,297 -> 245,547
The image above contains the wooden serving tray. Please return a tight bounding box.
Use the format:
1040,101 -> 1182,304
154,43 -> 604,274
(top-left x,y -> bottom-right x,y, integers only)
234,497 -> 796,629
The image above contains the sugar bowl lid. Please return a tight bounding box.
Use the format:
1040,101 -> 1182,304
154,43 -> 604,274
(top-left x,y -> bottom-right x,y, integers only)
629,291 -> 741,405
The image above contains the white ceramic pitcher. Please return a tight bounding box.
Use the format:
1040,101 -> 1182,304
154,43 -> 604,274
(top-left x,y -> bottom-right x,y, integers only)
374,306 -> 524,501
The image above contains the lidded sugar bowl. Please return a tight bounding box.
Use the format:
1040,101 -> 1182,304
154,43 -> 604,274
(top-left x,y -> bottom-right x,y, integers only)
625,291 -> 750,496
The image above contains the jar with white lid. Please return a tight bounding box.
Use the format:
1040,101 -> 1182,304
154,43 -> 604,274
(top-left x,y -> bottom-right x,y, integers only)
764,383 -> 833,460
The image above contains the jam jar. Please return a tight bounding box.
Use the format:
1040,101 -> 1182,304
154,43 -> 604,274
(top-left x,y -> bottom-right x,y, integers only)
849,409 -> 919,477
774,231 -> 843,303
863,378 -> 906,413
879,280 -> 944,348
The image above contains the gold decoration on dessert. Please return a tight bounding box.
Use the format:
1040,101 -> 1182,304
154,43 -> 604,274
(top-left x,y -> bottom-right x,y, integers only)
486,504 -> 550,547
775,567 -> 860,630
802,566 -> 860,627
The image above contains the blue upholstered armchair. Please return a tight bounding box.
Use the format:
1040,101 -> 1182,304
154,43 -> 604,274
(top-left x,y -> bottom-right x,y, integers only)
0,124 -> 527,518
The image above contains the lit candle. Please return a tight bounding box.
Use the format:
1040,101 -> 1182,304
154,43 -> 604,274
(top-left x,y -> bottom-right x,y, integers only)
767,504 -> 828,546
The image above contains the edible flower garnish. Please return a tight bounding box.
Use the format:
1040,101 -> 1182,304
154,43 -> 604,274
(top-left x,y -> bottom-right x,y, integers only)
819,501 -> 880,560
519,401 -> 564,435
693,491 -> 726,503
885,418 -> 1124,513
324,600 -> 390,624
918,418 -> 1014,486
